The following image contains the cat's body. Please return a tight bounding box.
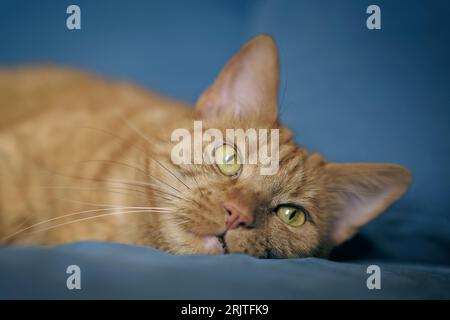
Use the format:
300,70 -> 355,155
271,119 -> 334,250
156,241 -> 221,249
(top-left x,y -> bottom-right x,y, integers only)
0,66 -> 193,247
0,36 -> 411,257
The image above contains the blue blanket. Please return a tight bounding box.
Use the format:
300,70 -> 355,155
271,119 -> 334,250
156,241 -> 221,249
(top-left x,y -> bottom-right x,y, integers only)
1,242 -> 449,299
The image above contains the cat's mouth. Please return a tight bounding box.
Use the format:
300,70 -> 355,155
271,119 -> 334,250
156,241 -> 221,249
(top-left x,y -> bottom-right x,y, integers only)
217,234 -> 229,254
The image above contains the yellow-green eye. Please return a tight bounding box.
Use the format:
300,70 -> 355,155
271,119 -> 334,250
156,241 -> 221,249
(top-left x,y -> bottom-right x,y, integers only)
214,144 -> 241,177
276,206 -> 306,227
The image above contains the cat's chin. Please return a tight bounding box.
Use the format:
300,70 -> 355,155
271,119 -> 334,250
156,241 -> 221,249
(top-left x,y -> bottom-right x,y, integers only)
189,230 -> 249,255
202,235 -> 227,255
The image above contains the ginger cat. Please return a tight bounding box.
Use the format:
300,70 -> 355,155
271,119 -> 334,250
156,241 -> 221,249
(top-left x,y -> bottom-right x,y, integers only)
0,35 -> 411,258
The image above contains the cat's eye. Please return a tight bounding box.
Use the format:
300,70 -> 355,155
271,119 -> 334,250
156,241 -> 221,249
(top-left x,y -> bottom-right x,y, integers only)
214,143 -> 242,177
276,205 -> 306,227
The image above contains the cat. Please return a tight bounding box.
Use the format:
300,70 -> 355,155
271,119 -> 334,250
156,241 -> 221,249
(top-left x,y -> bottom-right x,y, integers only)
0,34 -> 411,258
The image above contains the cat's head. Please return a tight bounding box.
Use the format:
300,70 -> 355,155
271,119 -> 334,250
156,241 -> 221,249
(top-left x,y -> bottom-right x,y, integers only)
149,35 -> 411,258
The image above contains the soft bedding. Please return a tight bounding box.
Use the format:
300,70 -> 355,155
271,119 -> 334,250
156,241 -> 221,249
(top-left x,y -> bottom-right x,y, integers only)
1,241 -> 449,299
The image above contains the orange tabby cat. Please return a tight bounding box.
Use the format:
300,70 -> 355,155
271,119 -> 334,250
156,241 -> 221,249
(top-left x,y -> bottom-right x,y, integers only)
0,35 -> 411,258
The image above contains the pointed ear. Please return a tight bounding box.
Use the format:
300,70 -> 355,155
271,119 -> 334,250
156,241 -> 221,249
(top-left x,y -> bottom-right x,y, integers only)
196,34 -> 279,123
324,163 -> 412,245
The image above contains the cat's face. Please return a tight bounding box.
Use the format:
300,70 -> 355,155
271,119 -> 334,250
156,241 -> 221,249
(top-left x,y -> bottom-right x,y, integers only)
159,124 -> 326,258
147,35 -> 411,258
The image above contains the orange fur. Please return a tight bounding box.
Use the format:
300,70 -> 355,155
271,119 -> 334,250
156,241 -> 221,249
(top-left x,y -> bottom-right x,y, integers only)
0,35 -> 411,257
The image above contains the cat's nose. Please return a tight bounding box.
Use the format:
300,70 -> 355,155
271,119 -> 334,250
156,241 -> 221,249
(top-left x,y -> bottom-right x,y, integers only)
224,201 -> 254,230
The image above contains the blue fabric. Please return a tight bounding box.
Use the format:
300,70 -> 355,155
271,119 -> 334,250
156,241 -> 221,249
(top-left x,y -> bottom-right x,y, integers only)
0,0 -> 449,298
0,242 -> 449,299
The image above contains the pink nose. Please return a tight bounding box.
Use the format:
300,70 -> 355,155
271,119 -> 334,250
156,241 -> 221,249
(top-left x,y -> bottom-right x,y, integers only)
224,202 -> 254,230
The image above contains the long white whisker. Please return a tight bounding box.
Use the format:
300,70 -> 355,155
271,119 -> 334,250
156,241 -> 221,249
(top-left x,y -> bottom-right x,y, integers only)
106,178 -> 195,204
2,206 -> 174,241
41,186 -> 148,200
108,114 -> 193,193
28,209 -> 173,237
53,197 -> 152,208
100,177 -> 180,197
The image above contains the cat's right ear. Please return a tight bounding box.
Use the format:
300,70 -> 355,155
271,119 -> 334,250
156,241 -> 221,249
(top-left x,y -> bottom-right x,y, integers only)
196,34 -> 279,123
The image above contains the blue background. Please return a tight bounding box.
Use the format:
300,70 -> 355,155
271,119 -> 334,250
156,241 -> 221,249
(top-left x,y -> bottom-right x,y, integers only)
1,0 -> 450,298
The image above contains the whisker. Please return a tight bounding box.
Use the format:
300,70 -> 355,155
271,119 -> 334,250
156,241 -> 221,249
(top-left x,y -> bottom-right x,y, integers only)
77,126 -> 187,191
43,186 -> 187,206
53,197 -> 139,208
99,177 -> 176,196
153,159 -> 192,191
41,185 -> 148,200
27,209 -> 174,237
183,165 -> 207,199
144,173 -> 184,195
35,170 -> 186,205
108,178 -> 198,206
149,192 -> 179,204
2,206 -> 173,241
114,111 -> 154,146
83,159 -> 195,200
80,159 -> 151,179
104,114 -> 193,193
35,119 -> 201,208
78,126 -> 148,158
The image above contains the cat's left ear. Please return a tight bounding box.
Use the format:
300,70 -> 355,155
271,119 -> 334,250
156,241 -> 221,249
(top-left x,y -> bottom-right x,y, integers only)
324,163 -> 412,245
196,34 -> 279,123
